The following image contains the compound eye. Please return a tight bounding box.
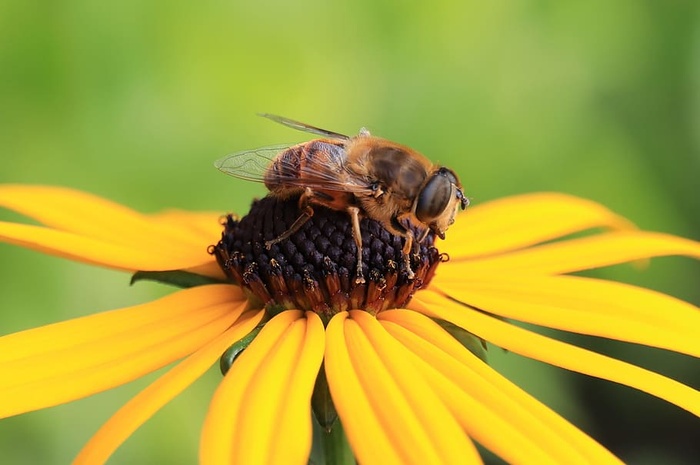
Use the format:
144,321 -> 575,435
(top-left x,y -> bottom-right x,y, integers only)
439,167 -> 459,185
415,171 -> 453,223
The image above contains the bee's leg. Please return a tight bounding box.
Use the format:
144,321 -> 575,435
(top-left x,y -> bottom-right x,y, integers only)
347,206 -> 366,284
416,225 -> 431,244
264,205 -> 314,249
401,231 -> 416,280
391,215 -> 416,280
265,189 -> 315,249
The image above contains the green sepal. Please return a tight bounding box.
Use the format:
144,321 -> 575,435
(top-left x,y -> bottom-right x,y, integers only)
433,318 -> 488,363
130,270 -> 225,288
309,410 -> 353,465
219,324 -> 265,375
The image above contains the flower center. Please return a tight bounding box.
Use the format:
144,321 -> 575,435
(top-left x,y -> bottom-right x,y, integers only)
212,196 -> 445,318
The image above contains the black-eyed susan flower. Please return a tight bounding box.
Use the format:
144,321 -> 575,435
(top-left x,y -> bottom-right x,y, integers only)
1,184 -> 699,464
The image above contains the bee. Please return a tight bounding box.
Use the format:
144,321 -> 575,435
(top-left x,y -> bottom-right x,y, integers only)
215,114 -> 468,284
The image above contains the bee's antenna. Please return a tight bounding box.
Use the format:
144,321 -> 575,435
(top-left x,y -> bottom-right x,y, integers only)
258,113 -> 350,140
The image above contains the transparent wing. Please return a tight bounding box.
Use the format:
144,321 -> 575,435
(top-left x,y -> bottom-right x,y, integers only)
259,113 -> 350,140
214,144 -> 290,183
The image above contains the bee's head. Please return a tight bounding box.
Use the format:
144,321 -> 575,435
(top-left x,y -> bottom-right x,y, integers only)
414,167 -> 468,239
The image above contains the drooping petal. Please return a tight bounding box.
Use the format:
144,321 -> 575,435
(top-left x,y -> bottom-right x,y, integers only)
443,193 -> 634,259
432,274 -> 700,357
350,311 -> 481,463
0,285 -> 245,418
73,309 -> 264,465
412,291 -> 700,417
325,311 -> 482,465
442,231 -> 700,276
201,310 -> 324,465
270,312 -> 326,463
324,312 -> 403,465
379,309 -> 622,465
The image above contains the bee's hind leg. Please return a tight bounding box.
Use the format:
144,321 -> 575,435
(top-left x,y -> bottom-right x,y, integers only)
265,189 -> 315,249
347,206 -> 366,284
264,205 -> 314,249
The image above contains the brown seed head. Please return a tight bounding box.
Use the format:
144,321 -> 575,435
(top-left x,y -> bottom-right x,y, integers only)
211,196 -> 446,319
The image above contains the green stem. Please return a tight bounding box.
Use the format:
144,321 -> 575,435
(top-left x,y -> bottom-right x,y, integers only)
310,414 -> 354,465
309,364 -> 354,464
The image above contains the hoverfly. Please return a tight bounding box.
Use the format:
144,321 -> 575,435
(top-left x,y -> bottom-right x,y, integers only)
216,114 -> 468,284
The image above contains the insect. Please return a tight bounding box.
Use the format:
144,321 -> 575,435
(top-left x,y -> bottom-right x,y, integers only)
215,114 -> 469,284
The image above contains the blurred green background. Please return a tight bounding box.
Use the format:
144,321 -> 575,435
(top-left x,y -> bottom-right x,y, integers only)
1,1 -> 699,464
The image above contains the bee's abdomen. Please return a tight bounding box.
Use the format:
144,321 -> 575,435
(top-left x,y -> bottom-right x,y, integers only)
264,145 -> 304,194
264,140 -> 345,195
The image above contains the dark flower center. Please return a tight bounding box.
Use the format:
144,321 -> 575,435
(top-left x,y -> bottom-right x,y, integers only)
211,196 -> 445,319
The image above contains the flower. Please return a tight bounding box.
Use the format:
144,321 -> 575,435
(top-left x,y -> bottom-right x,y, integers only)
1,184 -> 699,464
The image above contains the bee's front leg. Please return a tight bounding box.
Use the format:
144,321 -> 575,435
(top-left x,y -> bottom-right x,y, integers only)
390,215 -> 416,280
400,231 -> 416,280
346,206 -> 366,284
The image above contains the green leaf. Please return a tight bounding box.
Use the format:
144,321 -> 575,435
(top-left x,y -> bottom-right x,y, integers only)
130,270 -> 225,288
433,318 -> 488,363
220,324 -> 265,375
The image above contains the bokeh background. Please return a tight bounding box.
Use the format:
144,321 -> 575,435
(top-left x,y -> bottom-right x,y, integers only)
1,1 -> 699,463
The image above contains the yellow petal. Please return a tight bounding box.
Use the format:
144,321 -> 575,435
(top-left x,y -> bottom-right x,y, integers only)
0,185 -> 208,250
73,309 -> 263,465
349,310 -> 481,465
432,274 -> 700,357
443,193 -> 634,259
0,185 -> 220,272
149,209 -> 225,243
442,231 -> 700,275
324,312 -> 405,465
380,309 -> 622,465
0,285 -> 244,418
201,310 -> 324,465
412,291 -> 700,417
187,261 -> 227,280
0,221 -> 214,272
